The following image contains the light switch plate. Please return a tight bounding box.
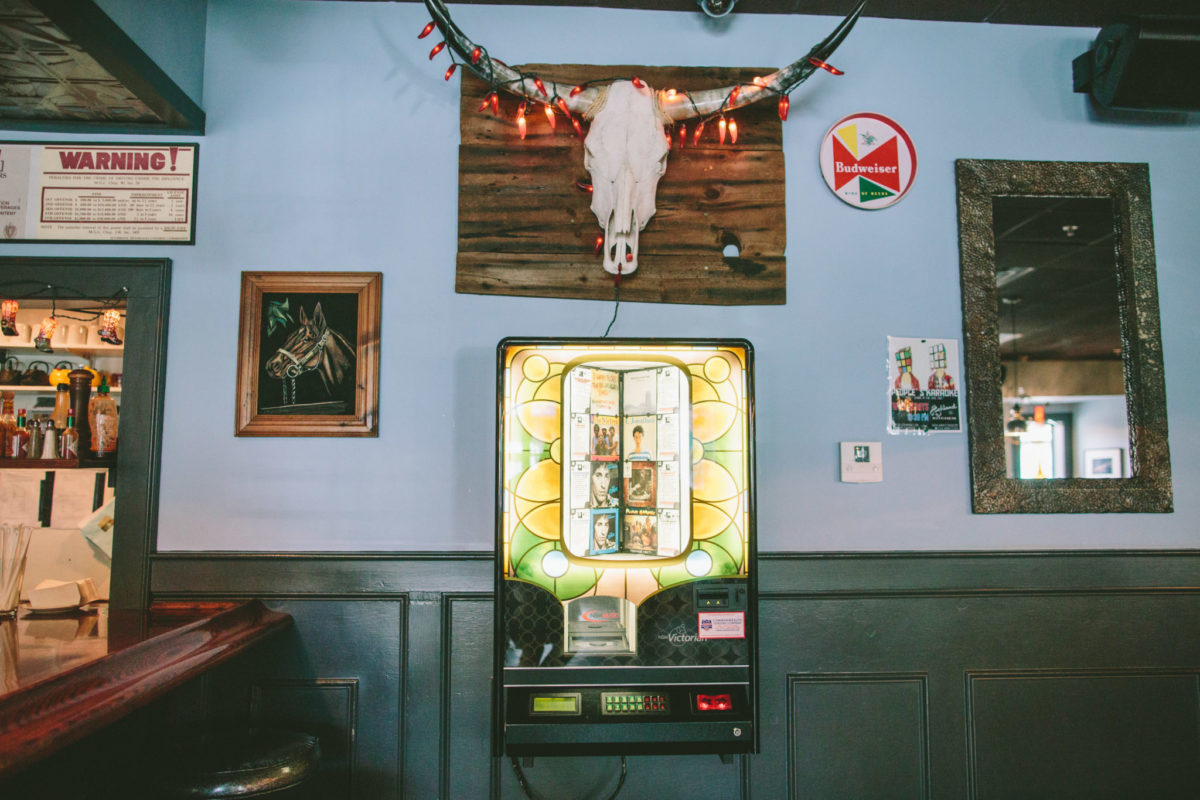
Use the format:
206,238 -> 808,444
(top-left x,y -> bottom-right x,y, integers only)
840,441 -> 882,483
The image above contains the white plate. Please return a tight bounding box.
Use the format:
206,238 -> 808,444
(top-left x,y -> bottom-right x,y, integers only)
24,603 -> 87,615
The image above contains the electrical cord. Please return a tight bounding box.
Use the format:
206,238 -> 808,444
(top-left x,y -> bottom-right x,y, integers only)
510,756 -> 627,800
603,280 -> 620,337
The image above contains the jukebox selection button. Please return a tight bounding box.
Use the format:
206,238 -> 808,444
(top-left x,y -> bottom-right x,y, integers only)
602,692 -> 670,715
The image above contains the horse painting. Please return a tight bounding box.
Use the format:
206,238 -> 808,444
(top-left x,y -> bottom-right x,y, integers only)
262,302 -> 356,413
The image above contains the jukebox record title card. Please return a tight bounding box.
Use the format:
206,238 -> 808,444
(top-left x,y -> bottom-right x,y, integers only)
887,336 -> 962,434
565,362 -> 688,558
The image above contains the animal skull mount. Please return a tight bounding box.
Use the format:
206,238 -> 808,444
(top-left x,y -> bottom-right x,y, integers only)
583,81 -> 670,275
420,0 -> 867,278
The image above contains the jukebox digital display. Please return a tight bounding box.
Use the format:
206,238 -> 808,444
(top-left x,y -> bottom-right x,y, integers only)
495,338 -> 757,756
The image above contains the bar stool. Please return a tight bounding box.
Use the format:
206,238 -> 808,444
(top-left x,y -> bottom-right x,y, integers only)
153,728 -> 321,798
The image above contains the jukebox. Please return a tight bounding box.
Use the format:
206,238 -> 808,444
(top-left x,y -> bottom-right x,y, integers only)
495,338 -> 757,757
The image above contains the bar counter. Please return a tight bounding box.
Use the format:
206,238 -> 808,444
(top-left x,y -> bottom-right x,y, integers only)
0,600 -> 292,778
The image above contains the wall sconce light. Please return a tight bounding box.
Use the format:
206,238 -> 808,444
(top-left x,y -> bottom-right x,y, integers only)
0,300 -> 16,336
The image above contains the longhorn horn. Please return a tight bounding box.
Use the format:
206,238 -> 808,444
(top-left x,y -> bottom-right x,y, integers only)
421,0 -> 600,114
663,0 -> 867,121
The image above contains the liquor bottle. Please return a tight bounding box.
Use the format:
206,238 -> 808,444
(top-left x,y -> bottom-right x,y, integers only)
88,380 -> 118,457
51,384 -> 70,430
0,393 -> 15,458
61,409 -> 79,460
9,409 -> 30,459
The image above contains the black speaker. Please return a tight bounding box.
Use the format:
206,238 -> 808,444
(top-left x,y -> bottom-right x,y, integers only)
1073,17 -> 1200,111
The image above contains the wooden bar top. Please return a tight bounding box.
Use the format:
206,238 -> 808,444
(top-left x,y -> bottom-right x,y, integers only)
0,600 -> 292,778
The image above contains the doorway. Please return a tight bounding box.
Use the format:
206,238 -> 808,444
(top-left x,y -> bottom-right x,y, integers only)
0,257 -> 170,609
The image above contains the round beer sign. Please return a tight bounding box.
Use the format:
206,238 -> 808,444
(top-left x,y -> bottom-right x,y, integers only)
819,113 -> 917,209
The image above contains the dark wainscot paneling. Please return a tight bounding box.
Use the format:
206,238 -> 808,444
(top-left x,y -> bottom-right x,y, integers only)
151,551 -> 1200,800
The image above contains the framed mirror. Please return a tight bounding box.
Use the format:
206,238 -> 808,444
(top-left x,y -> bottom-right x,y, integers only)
956,159 -> 1172,513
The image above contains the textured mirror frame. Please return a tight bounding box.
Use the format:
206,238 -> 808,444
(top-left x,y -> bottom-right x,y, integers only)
956,159 -> 1172,513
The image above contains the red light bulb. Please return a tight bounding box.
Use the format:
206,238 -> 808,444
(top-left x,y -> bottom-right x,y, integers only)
679,124 -> 686,148
778,95 -> 790,122
808,57 -> 844,75
632,76 -> 644,89
570,85 -> 585,97
727,85 -> 740,107
544,104 -> 556,130
594,235 -> 604,255
471,47 -> 482,64
428,41 -> 446,60
693,120 -> 704,146
729,119 -> 738,144
533,77 -> 547,97
571,118 -> 584,139
444,64 -> 457,81
418,21 -> 435,39
718,117 -> 727,145
490,93 -> 499,115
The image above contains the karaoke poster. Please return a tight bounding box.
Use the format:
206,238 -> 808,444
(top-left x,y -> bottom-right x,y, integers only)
888,336 -> 962,434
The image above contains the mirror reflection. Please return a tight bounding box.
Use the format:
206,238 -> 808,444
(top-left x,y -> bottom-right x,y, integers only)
993,197 -> 1128,480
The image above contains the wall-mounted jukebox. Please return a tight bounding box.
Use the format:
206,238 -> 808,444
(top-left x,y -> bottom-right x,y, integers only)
494,338 -> 757,757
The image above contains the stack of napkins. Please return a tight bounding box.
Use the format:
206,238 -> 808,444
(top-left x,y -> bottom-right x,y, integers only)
28,578 -> 101,611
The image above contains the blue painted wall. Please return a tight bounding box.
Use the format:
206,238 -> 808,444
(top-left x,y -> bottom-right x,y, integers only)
5,1 -> 1197,551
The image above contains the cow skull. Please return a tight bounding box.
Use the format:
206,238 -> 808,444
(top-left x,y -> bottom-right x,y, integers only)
420,0 -> 866,276
583,82 -> 669,274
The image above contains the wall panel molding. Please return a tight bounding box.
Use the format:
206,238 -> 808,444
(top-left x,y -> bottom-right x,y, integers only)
250,678 -> 359,799
787,673 -> 930,800
966,669 -> 1200,800
149,550 -> 1200,799
152,549 -> 1200,598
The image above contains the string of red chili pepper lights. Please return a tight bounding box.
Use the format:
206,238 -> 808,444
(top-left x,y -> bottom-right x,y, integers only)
418,19 -> 843,146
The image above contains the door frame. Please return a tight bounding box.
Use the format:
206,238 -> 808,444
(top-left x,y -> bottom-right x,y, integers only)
0,257 -> 170,608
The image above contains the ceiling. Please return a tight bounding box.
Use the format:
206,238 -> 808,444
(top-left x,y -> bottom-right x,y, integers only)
0,0 -> 204,133
1,0 -> 1192,133
385,0 -> 1196,29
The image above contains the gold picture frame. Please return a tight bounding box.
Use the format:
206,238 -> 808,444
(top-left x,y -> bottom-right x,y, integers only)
235,271 -> 381,437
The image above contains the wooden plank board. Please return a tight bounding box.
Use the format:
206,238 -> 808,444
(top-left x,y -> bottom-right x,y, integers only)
458,146 -> 786,255
456,252 -> 785,305
456,65 -> 788,305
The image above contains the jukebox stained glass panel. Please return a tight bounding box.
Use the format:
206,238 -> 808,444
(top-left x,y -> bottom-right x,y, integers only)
500,340 -> 752,660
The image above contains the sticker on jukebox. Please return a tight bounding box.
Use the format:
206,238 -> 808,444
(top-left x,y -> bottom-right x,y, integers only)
888,336 -> 962,434
819,113 -> 917,210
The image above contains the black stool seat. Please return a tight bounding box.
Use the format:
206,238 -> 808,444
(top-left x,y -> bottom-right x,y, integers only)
155,728 -> 321,798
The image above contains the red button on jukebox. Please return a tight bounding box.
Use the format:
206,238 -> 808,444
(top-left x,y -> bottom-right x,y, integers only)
696,693 -> 733,712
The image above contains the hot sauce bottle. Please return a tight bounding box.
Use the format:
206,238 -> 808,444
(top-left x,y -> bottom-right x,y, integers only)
61,409 -> 79,460
88,381 -> 118,457
9,409 -> 30,459
0,393 -> 15,458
